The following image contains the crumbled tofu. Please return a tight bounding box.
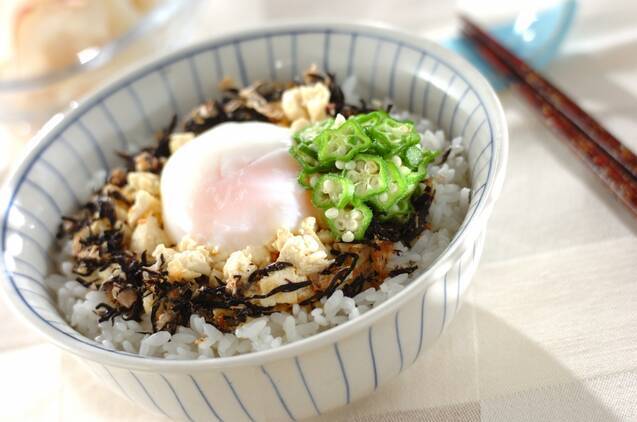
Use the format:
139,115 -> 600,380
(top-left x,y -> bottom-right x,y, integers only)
209,268 -> 224,285
127,190 -> 161,226
272,228 -> 294,252
210,250 -> 230,273
169,132 -> 195,154
175,236 -> 218,256
281,82 -> 330,123
223,249 -> 257,293
176,236 -> 198,252
273,217 -> 332,252
167,249 -> 211,281
298,216 -> 320,238
127,172 -> 160,197
256,266 -> 312,307
281,87 -> 308,122
152,244 -> 176,265
300,83 -> 330,122
273,217 -> 332,275
130,216 -> 169,255
223,249 -> 256,280
303,218 -> 335,246
174,236 -> 222,269
244,245 -> 271,267
278,233 -> 331,275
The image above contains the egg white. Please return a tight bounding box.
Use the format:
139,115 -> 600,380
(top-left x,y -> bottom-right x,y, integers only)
161,122 -> 314,252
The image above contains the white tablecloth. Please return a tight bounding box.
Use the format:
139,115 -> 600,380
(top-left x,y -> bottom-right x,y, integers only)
2,1 -> 636,420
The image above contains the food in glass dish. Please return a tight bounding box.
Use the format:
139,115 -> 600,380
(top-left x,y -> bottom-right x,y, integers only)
49,67 -> 472,359
0,0 -> 159,80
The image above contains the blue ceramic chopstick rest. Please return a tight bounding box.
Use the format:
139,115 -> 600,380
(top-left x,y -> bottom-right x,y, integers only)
444,0 -> 577,90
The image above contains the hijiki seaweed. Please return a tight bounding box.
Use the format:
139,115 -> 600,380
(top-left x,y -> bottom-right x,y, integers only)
57,68 -> 435,334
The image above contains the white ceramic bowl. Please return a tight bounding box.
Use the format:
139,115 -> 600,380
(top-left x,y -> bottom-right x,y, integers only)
0,23 -> 507,421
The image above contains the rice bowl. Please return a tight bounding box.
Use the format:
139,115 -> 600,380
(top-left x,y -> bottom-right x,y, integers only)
50,79 -> 472,358
0,23 -> 507,421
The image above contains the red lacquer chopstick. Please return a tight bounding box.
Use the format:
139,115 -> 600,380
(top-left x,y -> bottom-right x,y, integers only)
460,15 -> 637,217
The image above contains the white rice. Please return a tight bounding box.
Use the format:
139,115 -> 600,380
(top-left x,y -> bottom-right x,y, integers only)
47,117 -> 471,360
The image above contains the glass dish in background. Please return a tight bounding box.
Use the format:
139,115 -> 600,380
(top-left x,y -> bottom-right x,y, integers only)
0,0 -> 199,145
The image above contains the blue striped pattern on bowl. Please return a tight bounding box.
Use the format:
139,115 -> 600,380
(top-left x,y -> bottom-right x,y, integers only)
0,24 -> 506,421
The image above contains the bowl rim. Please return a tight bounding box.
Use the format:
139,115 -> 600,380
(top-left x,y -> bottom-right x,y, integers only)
0,21 -> 508,372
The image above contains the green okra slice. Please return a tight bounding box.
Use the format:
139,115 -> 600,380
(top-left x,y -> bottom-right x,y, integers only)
368,117 -> 420,154
311,174 -> 355,209
324,200 -> 373,242
316,120 -> 372,163
343,154 -> 389,200
378,196 -> 413,222
290,143 -> 329,172
293,118 -> 334,149
297,169 -> 321,189
369,161 -> 407,211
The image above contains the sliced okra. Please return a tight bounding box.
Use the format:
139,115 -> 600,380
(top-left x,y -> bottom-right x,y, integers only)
297,169 -> 321,189
343,154 -> 389,200
324,201 -> 373,242
352,110 -> 389,131
368,117 -> 420,153
293,118 -> 334,149
378,196 -> 413,222
311,174 -> 355,209
401,144 -> 424,169
290,143 -> 328,172
316,120 -> 372,163
369,161 -> 407,211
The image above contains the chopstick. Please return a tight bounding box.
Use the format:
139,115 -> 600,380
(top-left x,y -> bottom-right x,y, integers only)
460,14 -> 637,217
461,15 -> 637,179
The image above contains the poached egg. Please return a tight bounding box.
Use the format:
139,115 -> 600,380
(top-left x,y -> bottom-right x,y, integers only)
160,122 -> 315,252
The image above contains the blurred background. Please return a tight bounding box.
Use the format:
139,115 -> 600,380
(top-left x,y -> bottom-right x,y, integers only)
1,0 -> 637,420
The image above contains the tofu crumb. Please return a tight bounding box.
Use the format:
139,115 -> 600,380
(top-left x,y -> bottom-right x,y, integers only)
300,83 -> 330,122
169,132 -> 195,153
274,217 -> 332,275
127,190 -> 161,227
281,82 -> 330,123
130,216 -> 169,255
255,266 -> 312,307
281,87 -> 307,121
167,249 -> 211,281
223,249 -> 257,294
127,171 -> 160,197
152,244 -> 176,264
